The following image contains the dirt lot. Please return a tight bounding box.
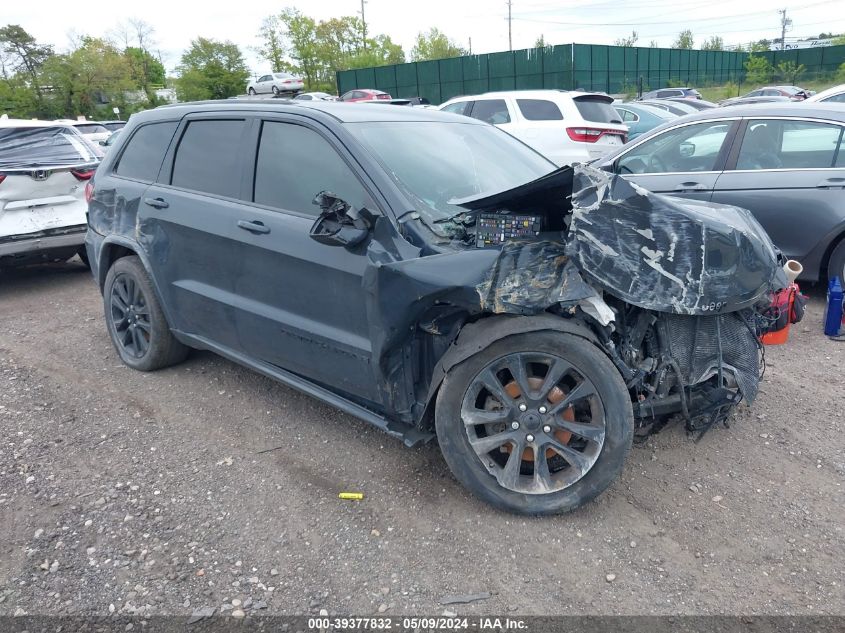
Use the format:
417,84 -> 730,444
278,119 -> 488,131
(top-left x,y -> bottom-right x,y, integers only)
1,260 -> 843,618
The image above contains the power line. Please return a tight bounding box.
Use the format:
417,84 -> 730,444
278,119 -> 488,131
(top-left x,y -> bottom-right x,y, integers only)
510,0 -> 836,27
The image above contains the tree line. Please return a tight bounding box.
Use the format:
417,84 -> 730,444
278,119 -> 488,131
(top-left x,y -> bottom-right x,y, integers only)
0,7 -> 467,119
2,10 -> 844,120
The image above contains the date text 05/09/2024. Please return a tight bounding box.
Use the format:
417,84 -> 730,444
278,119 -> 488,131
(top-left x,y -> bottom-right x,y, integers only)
306,617 -> 528,631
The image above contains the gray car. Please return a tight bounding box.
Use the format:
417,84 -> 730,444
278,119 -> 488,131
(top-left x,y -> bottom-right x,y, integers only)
595,103 -> 845,282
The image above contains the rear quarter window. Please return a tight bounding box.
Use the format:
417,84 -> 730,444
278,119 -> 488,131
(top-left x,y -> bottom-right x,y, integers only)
171,120 -> 246,197
574,97 -> 622,124
115,121 -> 178,182
516,99 -> 563,121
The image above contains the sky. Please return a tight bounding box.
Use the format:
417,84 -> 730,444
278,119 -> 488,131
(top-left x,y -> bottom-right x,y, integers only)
4,0 -> 844,75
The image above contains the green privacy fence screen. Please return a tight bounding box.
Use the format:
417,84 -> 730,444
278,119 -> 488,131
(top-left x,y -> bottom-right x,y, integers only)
336,43 -> 845,104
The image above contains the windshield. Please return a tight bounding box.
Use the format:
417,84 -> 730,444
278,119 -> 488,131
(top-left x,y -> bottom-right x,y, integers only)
346,121 -> 555,223
0,126 -> 102,169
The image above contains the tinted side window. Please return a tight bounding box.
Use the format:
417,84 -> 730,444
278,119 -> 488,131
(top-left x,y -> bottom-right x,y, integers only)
517,99 -> 563,121
115,121 -> 178,182
253,121 -> 368,216
470,99 -> 511,124
441,101 -> 469,115
823,93 -> 845,103
736,119 -> 843,170
171,120 -> 245,197
574,97 -> 622,123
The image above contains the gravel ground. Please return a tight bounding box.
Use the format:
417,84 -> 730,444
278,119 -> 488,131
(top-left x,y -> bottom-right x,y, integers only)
1,260 -> 843,617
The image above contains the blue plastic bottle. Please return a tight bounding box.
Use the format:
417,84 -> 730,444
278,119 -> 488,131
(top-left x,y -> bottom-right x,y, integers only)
824,276 -> 843,336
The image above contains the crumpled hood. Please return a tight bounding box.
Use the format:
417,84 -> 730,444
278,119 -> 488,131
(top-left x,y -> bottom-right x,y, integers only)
565,166 -> 786,315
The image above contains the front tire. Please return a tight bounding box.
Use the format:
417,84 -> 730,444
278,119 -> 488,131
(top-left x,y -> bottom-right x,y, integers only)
103,256 -> 188,371
435,330 -> 633,515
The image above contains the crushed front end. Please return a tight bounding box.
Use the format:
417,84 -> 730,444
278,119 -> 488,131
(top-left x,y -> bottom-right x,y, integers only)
412,164 -> 788,438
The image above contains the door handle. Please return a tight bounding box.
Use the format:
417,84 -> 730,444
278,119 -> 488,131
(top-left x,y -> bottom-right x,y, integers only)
144,197 -> 169,209
673,182 -> 708,192
237,219 -> 270,234
816,177 -> 845,189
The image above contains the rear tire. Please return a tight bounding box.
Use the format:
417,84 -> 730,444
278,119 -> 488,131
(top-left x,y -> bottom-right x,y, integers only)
248,87 -> 256,96
103,256 -> 188,371
271,85 -> 280,96
828,239 -> 845,284
435,330 -> 633,515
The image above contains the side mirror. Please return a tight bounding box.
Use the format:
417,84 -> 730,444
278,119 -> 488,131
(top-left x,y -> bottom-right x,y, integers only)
679,141 -> 695,158
99,140 -> 107,146
308,191 -> 373,248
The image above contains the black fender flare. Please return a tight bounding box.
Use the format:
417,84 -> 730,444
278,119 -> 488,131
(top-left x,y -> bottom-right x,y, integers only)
96,236 -> 180,337
419,313 -> 603,428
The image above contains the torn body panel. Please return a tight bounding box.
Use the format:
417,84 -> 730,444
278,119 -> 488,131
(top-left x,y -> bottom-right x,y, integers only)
566,167 -> 787,315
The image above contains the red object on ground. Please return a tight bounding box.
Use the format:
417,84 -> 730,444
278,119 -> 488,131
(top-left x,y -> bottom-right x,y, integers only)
761,283 -> 800,345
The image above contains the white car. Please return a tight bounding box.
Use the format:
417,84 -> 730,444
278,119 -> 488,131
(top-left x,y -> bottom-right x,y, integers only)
247,72 -> 304,96
438,90 -> 628,166
55,119 -> 112,143
0,119 -> 102,266
293,91 -> 337,101
804,84 -> 845,104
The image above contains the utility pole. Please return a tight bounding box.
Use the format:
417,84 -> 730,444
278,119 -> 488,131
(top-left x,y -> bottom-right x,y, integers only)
778,8 -> 792,51
360,0 -> 368,51
507,0 -> 513,51
469,37 -> 472,54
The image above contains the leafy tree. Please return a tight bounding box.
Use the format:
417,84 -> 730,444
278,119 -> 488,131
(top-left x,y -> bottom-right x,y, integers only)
112,19 -> 164,105
175,37 -> 249,101
672,30 -> 694,49
410,28 -> 466,61
832,35 -> 845,46
257,9 -> 405,92
534,35 -> 547,48
700,36 -> 724,51
776,60 -> 805,84
836,62 -> 845,83
614,31 -> 638,47
257,16 -> 286,73
346,35 -> 405,69
748,39 -> 771,52
125,47 -> 165,87
275,8 -> 321,88
744,55 -> 773,85
0,25 -> 53,106
649,40 -> 659,48
41,37 -> 134,118
0,74 -> 37,116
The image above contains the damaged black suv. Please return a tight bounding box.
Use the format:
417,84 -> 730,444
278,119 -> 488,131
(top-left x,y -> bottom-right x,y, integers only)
86,102 -> 785,515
